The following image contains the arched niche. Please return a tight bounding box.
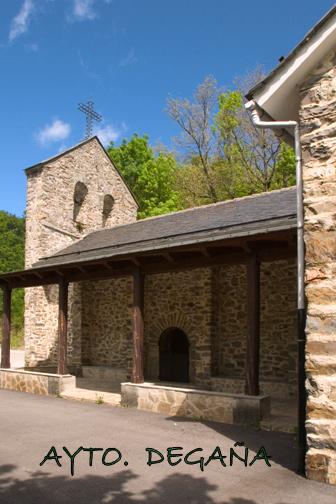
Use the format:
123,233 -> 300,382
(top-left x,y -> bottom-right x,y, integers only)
73,181 -> 88,222
102,194 -> 115,225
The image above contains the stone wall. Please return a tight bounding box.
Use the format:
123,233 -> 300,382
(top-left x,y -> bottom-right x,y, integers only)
121,382 -> 271,425
210,377 -> 296,399
299,50 -> 336,484
0,369 -> 75,396
78,260 -> 297,395
144,269 -> 213,388
24,138 -> 138,369
213,260 -> 297,386
81,277 -> 133,375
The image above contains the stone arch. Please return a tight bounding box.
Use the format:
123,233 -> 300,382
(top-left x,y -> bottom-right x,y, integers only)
145,312 -> 197,383
150,312 -> 194,336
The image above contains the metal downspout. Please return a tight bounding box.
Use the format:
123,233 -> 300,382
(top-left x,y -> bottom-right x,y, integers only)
245,101 -> 306,476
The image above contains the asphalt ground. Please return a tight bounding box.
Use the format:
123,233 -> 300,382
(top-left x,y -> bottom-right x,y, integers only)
0,389 -> 336,503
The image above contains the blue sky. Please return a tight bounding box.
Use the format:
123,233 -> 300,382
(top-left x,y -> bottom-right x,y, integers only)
0,0 -> 334,216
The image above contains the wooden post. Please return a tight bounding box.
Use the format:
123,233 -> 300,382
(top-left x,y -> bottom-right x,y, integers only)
245,252 -> 260,396
132,268 -> 144,383
57,279 -> 69,375
1,285 -> 11,369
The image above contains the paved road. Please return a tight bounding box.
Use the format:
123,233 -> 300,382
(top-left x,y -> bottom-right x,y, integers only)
0,389 -> 336,504
0,349 -> 25,368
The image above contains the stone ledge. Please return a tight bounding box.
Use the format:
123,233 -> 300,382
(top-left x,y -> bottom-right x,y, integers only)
0,369 -> 75,396
121,382 -> 270,426
210,376 -> 296,399
0,367 -> 73,379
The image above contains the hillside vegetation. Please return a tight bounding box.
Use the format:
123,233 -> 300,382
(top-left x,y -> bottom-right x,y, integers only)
0,211 -> 25,348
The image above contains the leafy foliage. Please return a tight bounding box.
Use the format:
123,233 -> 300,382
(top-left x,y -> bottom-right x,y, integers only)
168,75 -> 296,208
107,134 -> 181,218
215,86 -> 295,193
0,211 -> 25,347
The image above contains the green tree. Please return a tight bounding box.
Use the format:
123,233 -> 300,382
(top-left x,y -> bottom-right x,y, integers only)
215,88 -> 295,193
168,75 -> 296,208
0,211 -> 25,347
272,142 -> 296,188
107,134 -> 181,218
167,76 -> 220,204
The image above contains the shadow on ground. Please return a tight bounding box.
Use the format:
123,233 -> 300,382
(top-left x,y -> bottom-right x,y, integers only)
0,463 -> 291,504
166,415 -> 298,473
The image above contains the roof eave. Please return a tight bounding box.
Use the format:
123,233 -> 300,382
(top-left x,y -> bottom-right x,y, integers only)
246,6 -> 336,125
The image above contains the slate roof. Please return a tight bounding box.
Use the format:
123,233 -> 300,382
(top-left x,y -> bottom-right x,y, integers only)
34,187 -> 297,269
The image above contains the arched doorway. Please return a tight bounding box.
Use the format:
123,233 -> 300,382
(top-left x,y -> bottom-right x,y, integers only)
159,327 -> 189,383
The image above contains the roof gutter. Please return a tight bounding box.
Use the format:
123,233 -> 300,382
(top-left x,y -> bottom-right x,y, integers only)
245,100 -> 306,476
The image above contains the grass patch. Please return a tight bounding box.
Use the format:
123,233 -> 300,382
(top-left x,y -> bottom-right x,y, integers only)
95,393 -> 105,405
0,326 -> 24,349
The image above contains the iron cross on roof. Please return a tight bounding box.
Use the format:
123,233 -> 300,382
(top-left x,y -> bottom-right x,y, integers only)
78,100 -> 102,139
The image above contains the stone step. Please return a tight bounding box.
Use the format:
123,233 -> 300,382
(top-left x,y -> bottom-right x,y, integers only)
260,414 -> 297,434
61,387 -> 121,406
75,377 -> 121,394
82,366 -> 127,382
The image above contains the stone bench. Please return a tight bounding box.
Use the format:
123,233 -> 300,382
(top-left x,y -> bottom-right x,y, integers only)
0,368 -> 75,396
121,382 -> 270,426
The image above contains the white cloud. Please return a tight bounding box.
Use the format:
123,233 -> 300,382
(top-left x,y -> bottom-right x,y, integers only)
119,47 -> 137,67
71,0 -> 97,21
35,119 -> 71,146
25,42 -> 39,52
78,51 -> 101,81
9,0 -> 34,42
93,123 -> 125,145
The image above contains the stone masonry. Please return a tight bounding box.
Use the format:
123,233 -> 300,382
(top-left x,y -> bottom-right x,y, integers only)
300,50 -> 336,484
81,276 -> 133,371
24,138 -> 138,369
121,382 -> 270,425
144,268 -> 213,389
0,368 -> 75,396
212,261 -> 297,393
78,260 -> 297,392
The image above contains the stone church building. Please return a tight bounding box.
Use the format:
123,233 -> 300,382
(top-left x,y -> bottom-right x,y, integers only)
23,137 -> 297,394
0,7 -> 336,485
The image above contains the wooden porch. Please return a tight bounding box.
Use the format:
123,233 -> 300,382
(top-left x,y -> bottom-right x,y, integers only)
1,228 -> 296,400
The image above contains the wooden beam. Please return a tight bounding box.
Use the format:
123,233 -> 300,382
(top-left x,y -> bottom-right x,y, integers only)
200,246 -> 211,258
131,268 -> 144,383
102,262 -> 113,270
144,251 -> 247,274
34,271 -> 43,279
161,252 -> 175,263
245,252 -> 260,396
0,240 -> 296,289
57,278 -> 69,375
1,286 -> 11,368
